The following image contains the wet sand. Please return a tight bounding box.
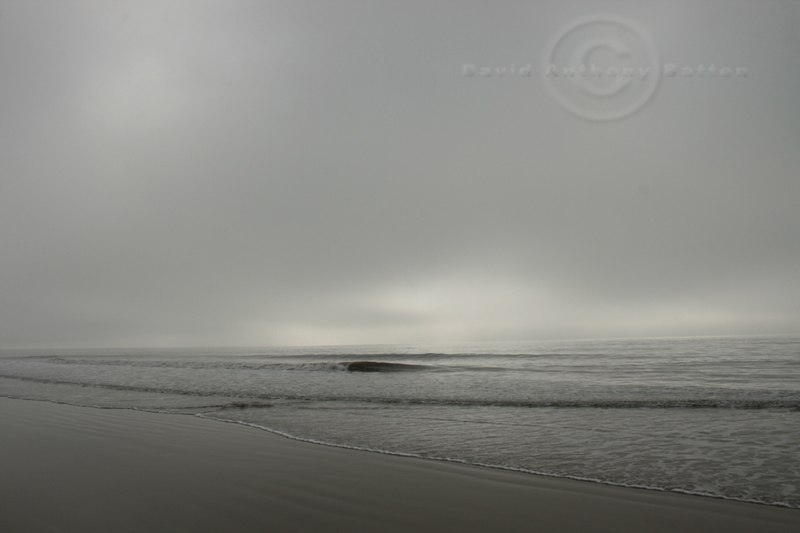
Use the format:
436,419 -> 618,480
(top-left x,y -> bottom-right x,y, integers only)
1,397 -> 798,532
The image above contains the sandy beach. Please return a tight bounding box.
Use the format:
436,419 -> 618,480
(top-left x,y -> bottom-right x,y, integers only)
1,397 -> 798,533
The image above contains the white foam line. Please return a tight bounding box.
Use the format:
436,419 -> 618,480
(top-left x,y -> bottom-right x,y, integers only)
194,412 -> 795,510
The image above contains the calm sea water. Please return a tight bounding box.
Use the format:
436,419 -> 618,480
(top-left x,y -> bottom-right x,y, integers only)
1,335 -> 798,507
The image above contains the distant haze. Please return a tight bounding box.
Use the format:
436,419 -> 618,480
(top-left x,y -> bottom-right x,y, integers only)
1,0 -> 799,348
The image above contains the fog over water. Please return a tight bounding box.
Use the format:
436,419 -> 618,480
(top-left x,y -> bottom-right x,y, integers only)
1,0 -> 799,348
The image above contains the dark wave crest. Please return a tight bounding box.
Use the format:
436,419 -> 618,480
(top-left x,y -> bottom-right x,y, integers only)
22,357 -> 439,373
341,361 -> 430,372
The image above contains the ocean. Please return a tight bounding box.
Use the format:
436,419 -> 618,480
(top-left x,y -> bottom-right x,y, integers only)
1,335 -> 798,508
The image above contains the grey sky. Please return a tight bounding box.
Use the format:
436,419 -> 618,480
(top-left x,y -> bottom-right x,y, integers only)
1,0 -> 799,348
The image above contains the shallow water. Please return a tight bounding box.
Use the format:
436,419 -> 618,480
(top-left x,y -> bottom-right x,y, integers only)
1,335 -> 798,507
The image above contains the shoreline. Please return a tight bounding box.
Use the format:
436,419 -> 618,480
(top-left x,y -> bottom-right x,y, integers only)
2,396 -> 799,532
195,412 -> 794,510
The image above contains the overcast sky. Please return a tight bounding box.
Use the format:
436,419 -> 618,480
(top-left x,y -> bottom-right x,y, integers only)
1,0 -> 799,348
